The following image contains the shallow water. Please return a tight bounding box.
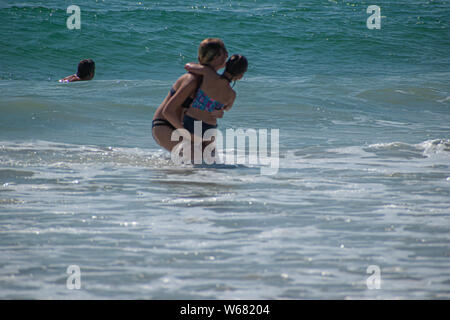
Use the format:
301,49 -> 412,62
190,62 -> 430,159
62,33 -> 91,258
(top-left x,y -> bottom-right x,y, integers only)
1,0 -> 449,299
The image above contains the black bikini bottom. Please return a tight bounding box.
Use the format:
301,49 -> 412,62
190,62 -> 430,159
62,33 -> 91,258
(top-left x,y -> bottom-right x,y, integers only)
152,118 -> 175,131
183,114 -> 217,136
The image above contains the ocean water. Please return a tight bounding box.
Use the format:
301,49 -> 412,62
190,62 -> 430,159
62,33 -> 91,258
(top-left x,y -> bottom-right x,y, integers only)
0,0 -> 449,299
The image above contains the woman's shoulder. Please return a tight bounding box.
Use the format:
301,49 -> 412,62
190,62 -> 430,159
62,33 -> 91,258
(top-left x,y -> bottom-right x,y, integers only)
174,72 -> 200,89
180,72 -> 198,81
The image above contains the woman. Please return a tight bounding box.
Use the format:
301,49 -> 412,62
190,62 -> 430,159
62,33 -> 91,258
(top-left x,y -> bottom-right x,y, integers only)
152,38 -> 228,151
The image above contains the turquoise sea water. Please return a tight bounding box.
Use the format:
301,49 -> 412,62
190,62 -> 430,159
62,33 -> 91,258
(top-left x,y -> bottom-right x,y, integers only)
0,1 -> 449,299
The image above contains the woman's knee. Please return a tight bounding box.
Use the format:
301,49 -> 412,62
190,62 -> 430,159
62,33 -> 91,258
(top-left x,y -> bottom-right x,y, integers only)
153,127 -> 179,151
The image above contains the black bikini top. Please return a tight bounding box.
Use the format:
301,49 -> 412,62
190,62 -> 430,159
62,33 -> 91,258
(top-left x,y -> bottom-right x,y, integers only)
169,87 -> 193,108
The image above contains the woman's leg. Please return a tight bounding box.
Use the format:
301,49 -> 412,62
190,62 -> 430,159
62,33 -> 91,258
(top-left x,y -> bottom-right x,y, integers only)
152,125 -> 180,151
153,123 -> 201,164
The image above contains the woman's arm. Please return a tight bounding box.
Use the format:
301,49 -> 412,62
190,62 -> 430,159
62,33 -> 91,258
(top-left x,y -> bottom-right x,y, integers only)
162,75 -> 204,144
162,76 -> 197,130
59,74 -> 79,82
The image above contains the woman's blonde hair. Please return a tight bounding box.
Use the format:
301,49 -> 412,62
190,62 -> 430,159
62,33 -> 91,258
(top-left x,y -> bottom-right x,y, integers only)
198,38 -> 226,65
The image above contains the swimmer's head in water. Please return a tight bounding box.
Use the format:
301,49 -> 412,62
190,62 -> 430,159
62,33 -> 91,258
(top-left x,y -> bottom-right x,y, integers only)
225,54 -> 248,80
76,59 -> 95,80
198,38 -> 228,67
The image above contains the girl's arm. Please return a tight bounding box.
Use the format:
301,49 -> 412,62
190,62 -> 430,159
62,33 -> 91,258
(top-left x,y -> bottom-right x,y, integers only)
223,90 -> 236,111
184,63 -> 220,80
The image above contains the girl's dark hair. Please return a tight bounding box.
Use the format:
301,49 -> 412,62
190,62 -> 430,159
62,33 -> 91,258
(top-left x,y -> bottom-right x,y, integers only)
225,54 -> 248,77
77,59 -> 95,79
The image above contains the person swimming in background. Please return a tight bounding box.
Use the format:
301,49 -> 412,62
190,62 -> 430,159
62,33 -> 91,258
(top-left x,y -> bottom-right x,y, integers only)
59,59 -> 95,82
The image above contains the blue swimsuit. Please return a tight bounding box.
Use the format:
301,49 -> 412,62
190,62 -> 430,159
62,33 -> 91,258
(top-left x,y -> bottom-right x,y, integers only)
183,89 -> 224,135
190,89 -> 225,112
